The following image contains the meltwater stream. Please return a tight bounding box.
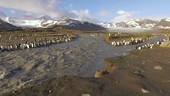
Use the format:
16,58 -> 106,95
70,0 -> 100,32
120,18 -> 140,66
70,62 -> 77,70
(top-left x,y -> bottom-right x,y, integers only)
0,34 -> 166,94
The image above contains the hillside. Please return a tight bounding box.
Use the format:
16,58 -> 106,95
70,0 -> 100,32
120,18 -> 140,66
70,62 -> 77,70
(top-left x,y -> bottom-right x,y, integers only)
49,18 -> 106,31
0,19 -> 21,31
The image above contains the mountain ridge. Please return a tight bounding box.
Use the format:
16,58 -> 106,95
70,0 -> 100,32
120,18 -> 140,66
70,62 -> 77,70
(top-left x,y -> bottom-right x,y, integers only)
1,12 -> 170,30
99,18 -> 170,29
0,19 -> 21,31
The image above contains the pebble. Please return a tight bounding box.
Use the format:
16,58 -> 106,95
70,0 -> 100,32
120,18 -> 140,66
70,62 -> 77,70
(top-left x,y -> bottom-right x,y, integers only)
82,94 -> 91,96
0,69 -> 5,79
154,66 -> 163,70
141,88 -> 149,93
49,90 -> 51,93
94,70 -> 102,78
0,73 -> 5,79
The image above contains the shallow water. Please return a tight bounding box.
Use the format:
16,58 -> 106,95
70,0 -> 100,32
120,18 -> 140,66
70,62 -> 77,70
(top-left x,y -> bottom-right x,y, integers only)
0,34 -> 166,94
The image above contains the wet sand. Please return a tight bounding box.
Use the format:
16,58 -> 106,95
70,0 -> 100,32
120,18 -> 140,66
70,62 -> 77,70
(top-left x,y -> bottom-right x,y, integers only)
0,34 -> 166,94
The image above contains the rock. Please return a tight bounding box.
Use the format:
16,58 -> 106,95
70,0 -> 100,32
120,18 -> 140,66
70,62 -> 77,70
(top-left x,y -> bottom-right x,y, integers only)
133,70 -> 145,78
154,66 -> 162,70
133,70 -> 141,75
103,61 -> 117,73
141,88 -> 149,93
49,90 -> 51,93
0,67 -> 6,79
82,93 -> 91,96
0,71 -> 5,79
94,60 -> 118,78
37,64 -> 46,73
94,70 -> 102,78
167,80 -> 170,83
162,80 -> 170,83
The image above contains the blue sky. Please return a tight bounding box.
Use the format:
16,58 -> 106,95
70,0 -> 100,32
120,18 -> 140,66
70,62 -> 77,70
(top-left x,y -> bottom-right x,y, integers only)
0,0 -> 170,22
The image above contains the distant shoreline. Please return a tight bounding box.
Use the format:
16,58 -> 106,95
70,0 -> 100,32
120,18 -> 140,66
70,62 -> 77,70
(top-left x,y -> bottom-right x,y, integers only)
107,28 -> 160,33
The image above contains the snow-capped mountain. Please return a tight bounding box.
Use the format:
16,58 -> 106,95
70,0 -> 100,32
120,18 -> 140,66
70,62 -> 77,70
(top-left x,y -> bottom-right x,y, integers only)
38,15 -> 53,20
0,19 -> 21,30
49,18 -> 106,31
99,18 -> 170,29
136,19 -> 158,28
0,12 -> 104,29
4,17 -> 57,28
0,12 -> 57,28
12,19 -> 58,28
155,18 -> 170,29
3,15 -> 104,30
0,12 -> 104,31
1,11 -> 170,29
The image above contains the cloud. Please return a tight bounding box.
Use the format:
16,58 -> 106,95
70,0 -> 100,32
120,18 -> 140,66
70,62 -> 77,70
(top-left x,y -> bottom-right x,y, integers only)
113,10 -> 138,22
47,0 -> 58,9
99,10 -> 111,17
117,10 -> 127,15
0,0 -> 96,22
71,10 -> 90,20
0,0 -> 60,17
10,10 -> 16,14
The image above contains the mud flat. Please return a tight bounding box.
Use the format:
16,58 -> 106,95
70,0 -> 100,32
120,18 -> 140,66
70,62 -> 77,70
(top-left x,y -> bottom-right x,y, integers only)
0,33 -> 166,95
4,47 -> 170,96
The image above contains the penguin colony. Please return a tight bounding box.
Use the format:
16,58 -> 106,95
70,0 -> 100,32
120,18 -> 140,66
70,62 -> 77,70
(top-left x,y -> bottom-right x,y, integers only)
0,33 -> 76,52
108,33 -> 166,50
110,37 -> 152,47
109,33 -> 152,47
136,39 -> 166,50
